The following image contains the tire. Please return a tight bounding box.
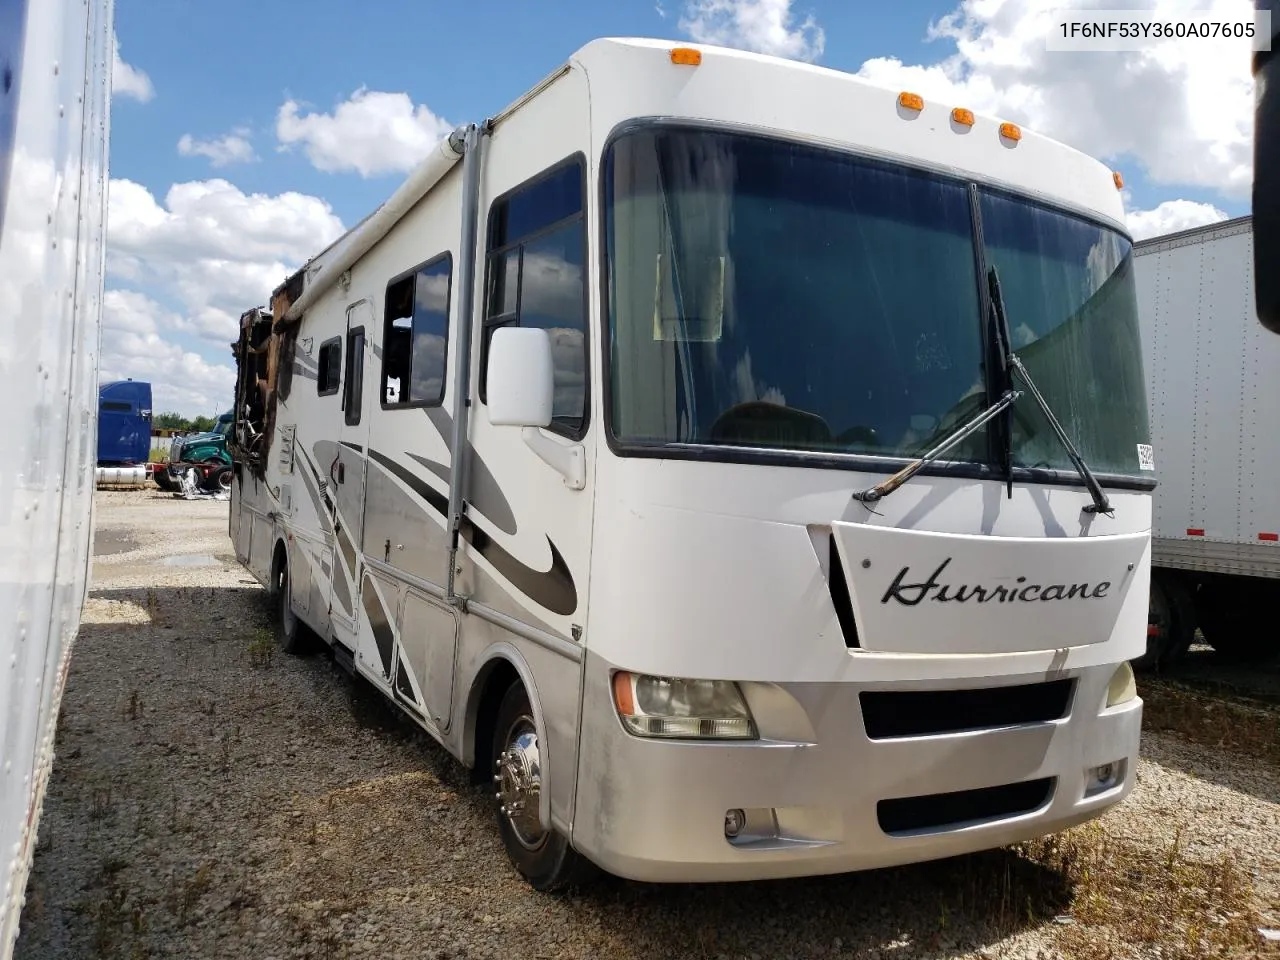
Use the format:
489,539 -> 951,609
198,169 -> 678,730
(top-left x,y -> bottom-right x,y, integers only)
205,465 -> 233,493
1136,573 -> 1197,672
1136,577 -> 1175,672
491,680 -> 596,892
1196,583 -> 1279,664
273,558 -> 310,655
1160,576 -> 1198,665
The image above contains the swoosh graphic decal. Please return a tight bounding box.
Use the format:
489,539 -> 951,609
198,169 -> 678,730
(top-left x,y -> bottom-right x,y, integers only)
297,446 -> 335,518
296,444 -> 351,616
406,452 -> 517,536
335,523 -> 358,582
366,448 -> 578,617
295,452 -> 333,537
361,573 -> 394,679
422,408 -> 518,536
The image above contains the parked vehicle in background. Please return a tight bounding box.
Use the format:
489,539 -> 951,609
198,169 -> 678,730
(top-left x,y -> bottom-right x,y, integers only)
227,38 -> 1150,892
95,379 -> 152,489
1134,215 -> 1280,668
0,0 -> 113,955
155,410 -> 234,492
97,379 -> 151,465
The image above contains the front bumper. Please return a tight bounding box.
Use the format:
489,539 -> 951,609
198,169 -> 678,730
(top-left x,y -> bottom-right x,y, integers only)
570,654 -> 1141,883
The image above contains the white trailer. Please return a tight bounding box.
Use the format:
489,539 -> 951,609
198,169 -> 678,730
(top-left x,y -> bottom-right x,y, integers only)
229,37 -> 1152,890
1134,215 -> 1280,667
0,0 -> 113,955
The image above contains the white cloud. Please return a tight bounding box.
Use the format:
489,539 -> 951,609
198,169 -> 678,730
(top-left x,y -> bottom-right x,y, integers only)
275,88 -> 454,177
101,291 -> 238,417
108,177 -> 344,275
111,33 -> 154,103
178,129 -> 257,167
101,179 -> 346,416
679,0 -> 825,62
854,0 -> 1253,198
1126,199 -> 1230,240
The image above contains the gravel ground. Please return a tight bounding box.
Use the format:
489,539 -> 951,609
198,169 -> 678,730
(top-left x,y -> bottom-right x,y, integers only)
11,489 -> 1280,960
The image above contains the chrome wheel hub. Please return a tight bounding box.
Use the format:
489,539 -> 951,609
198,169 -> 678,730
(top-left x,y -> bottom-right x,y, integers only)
494,718 -> 545,849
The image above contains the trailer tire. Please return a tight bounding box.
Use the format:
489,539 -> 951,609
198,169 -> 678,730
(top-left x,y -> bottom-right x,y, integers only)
490,679 -> 597,893
1138,573 -> 1197,672
1196,585 -> 1279,664
1160,576 -> 1198,665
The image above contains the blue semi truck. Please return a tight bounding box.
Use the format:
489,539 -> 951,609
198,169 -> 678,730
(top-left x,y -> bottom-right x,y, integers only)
96,379 -> 152,466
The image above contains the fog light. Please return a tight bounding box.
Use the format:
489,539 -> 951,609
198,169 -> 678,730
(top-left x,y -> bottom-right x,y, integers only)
725,809 -> 746,838
1086,760 -> 1123,794
1106,661 -> 1137,707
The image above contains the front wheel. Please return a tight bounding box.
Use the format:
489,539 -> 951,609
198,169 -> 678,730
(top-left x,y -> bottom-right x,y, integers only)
490,680 -> 596,892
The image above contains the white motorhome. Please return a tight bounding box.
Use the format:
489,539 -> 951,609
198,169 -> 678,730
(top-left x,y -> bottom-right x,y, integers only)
229,37 -> 1151,890
0,0 -> 113,954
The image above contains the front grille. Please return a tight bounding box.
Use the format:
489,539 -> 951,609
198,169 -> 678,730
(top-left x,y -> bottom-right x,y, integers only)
859,678 -> 1075,740
877,777 -> 1055,835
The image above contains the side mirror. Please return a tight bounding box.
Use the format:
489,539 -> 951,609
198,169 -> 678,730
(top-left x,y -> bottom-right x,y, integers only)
487,326 -> 554,428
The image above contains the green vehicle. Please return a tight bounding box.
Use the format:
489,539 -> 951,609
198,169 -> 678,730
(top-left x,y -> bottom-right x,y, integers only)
156,410 -> 234,492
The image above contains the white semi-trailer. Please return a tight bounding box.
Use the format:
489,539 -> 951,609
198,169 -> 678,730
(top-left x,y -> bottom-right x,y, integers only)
1135,215 -> 1280,668
0,0 -> 113,955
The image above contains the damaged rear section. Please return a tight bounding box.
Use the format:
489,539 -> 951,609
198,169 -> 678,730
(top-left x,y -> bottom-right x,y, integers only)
229,269 -> 305,481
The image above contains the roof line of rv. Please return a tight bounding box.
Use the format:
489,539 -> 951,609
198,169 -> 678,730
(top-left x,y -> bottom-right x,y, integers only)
270,62 -> 573,328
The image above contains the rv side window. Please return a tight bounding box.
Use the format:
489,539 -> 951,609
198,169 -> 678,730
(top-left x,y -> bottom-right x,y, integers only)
317,338 -> 342,396
382,253 -> 452,407
480,156 -> 588,437
344,327 -> 365,426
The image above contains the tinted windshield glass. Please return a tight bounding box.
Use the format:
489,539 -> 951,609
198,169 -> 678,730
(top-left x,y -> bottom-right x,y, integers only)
979,190 -> 1149,476
602,125 -> 1148,479
604,126 -> 988,461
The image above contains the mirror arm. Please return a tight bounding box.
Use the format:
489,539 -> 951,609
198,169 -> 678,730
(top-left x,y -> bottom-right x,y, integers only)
521,427 -> 585,490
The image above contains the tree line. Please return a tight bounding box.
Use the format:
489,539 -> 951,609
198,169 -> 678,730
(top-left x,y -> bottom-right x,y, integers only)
153,412 -> 220,434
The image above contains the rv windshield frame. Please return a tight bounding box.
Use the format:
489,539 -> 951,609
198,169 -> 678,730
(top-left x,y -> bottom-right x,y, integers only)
597,118 -> 1155,492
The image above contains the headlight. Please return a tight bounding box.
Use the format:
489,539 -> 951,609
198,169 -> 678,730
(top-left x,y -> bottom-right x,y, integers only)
611,672 -> 756,739
1106,661 -> 1137,707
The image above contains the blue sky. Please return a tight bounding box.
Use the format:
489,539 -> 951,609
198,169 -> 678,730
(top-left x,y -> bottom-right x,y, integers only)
103,0 -> 1255,417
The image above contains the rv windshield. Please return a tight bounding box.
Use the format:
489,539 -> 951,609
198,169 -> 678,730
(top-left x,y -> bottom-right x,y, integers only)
601,124 -> 1150,481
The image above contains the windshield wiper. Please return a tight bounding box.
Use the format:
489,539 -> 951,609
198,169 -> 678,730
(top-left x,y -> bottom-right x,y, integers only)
987,267 -> 1016,499
988,267 -> 1114,517
851,388 -> 1021,505
853,269 -> 1115,515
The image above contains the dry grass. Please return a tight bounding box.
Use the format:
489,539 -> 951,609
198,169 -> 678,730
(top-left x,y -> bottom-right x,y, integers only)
1139,678 -> 1280,767
1014,821 -> 1277,959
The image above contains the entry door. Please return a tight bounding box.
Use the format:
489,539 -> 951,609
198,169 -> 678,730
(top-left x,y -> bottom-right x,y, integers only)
325,300 -> 374,650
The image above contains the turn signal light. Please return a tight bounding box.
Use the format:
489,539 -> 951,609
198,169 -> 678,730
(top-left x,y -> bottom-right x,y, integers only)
670,47 -> 702,66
